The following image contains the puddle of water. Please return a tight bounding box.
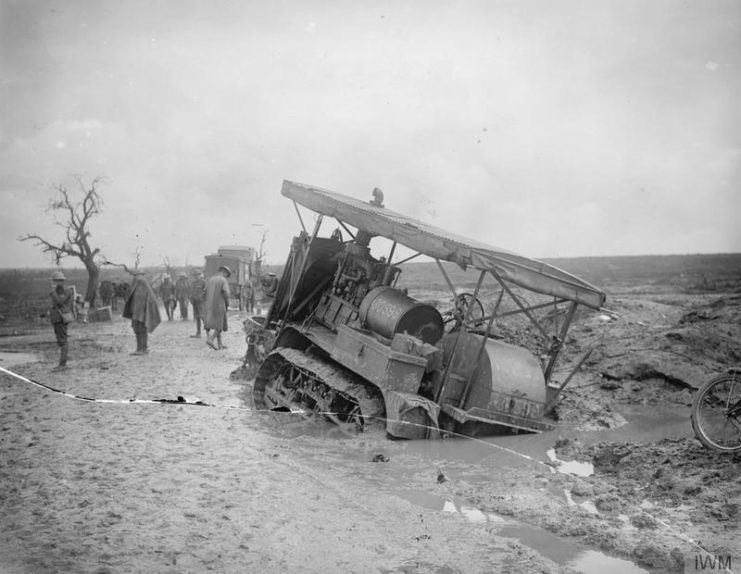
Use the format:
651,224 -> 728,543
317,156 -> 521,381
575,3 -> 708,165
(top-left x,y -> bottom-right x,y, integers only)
399,403 -> 693,477
569,549 -> 650,574
248,388 -> 692,474
498,523 -> 649,573
258,411 -> 355,440
0,351 -> 40,368
404,434 -> 544,470
396,490 -> 513,527
607,405 -> 694,441
546,448 -> 594,477
248,397 -> 685,574
395,489 -> 650,574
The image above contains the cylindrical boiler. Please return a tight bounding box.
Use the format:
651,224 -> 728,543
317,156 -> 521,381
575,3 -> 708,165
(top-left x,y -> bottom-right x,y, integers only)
359,286 -> 444,345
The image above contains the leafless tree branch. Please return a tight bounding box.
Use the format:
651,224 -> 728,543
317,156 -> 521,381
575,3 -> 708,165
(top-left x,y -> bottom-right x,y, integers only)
18,175 -> 108,304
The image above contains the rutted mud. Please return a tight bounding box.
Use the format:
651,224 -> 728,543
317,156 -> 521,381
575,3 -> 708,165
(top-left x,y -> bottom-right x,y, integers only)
1,285 -> 740,572
0,351 -> 40,368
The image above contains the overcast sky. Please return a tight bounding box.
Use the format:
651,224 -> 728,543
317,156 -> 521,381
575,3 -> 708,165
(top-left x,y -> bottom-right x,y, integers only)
1,0 -> 739,269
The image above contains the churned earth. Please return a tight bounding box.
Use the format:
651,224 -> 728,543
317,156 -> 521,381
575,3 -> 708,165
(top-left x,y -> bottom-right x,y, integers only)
0,288 -> 739,573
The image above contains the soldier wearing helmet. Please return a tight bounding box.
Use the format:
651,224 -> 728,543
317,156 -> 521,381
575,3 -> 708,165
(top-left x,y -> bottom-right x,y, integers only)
261,271 -> 279,298
188,269 -> 207,338
49,270 -> 75,371
204,265 -> 231,350
122,269 -> 162,355
175,271 -> 190,321
158,274 -> 176,321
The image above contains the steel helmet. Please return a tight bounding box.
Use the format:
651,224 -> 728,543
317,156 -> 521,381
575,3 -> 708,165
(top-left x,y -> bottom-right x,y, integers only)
51,271 -> 66,281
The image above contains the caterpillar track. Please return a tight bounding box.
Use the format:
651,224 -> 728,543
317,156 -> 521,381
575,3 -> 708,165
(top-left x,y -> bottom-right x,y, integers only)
253,347 -> 386,433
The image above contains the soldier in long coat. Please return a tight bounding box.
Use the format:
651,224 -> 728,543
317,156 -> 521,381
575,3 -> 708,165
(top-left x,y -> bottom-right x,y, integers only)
158,275 -> 176,321
188,269 -> 207,337
175,272 -> 190,320
204,265 -> 231,350
123,270 -> 161,355
99,280 -> 115,309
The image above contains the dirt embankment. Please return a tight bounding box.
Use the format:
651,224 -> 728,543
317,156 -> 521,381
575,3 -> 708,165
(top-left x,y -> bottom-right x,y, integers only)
536,291 -> 741,570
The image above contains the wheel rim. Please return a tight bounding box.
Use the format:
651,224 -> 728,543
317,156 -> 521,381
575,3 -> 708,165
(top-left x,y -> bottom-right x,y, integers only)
457,293 -> 485,323
694,376 -> 741,451
444,292 -> 486,329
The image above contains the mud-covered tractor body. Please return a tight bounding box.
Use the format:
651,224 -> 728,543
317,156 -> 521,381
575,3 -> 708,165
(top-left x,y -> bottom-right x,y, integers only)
246,181 -> 607,439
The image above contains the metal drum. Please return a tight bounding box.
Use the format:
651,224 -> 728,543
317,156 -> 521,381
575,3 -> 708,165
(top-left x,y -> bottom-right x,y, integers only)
359,286 -> 444,345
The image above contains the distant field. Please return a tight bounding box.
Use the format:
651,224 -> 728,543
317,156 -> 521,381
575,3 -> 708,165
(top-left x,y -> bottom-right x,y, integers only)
1,253 -> 739,321
396,253 -> 741,295
540,253 -> 741,291
0,267 -> 133,321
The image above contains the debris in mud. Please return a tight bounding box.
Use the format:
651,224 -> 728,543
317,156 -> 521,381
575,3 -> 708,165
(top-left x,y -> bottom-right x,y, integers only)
629,513 -> 657,530
558,438 -> 740,553
593,493 -> 621,512
679,310 -> 718,324
371,454 -> 390,463
553,437 -> 583,459
631,543 -> 679,570
549,393 -> 628,430
598,378 -> 621,390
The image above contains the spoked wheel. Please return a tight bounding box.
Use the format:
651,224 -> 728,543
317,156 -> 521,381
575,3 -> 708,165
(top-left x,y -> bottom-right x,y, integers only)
253,348 -> 385,434
443,292 -> 486,329
691,371 -> 741,453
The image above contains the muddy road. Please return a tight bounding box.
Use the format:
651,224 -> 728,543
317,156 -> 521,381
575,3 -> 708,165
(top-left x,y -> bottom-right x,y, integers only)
0,290 -> 739,573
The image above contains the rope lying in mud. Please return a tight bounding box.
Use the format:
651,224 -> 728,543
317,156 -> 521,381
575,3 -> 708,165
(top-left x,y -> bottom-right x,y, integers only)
0,366 -> 250,409
0,365 -> 721,564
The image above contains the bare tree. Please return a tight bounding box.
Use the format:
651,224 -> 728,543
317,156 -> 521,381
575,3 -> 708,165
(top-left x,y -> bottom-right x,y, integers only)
102,246 -> 145,276
132,245 -> 143,270
19,175 -> 107,305
255,230 -> 269,278
161,256 -> 174,277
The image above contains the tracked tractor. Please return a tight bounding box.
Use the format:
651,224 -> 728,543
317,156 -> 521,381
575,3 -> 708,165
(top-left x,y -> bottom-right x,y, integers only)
238,181 -> 607,439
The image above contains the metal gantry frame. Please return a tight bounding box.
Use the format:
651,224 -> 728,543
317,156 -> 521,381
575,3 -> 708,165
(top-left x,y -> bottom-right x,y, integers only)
285,203 -> 598,413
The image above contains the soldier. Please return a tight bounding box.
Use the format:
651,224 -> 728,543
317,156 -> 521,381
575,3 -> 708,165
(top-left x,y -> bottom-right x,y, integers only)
241,279 -> 255,313
175,272 -> 190,320
114,282 -> 130,312
99,280 -> 115,309
49,270 -> 75,371
123,270 -> 161,355
158,274 -> 176,321
204,265 -> 231,350
189,269 -> 207,338
261,272 -> 279,298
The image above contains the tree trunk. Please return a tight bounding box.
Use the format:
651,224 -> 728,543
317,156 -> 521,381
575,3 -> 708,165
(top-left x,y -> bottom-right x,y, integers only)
84,259 -> 100,306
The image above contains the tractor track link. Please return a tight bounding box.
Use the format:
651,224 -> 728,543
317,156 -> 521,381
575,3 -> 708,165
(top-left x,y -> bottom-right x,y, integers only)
253,347 -> 386,432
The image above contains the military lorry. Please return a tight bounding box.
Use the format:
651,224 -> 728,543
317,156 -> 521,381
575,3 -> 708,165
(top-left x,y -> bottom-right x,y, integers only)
204,245 -> 255,310
238,181 -> 607,439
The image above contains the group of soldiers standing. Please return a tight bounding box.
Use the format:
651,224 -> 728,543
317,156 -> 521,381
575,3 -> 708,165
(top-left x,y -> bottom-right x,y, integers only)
157,271 -> 204,324
48,264 -> 266,368
97,280 -> 129,312
123,266 -> 234,353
